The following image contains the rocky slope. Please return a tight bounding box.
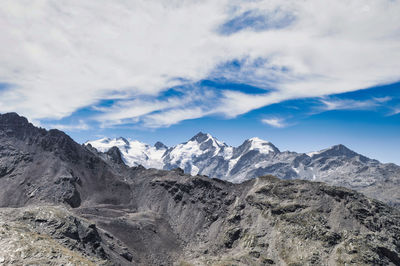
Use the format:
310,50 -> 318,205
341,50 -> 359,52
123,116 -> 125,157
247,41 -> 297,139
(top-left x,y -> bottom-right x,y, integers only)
87,133 -> 400,208
1,112 -> 400,265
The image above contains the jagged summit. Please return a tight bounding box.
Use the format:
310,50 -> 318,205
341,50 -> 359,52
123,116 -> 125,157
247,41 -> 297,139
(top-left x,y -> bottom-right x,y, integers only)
105,146 -> 125,165
189,131 -> 209,142
0,113 -> 81,162
0,112 -> 29,124
154,141 -> 167,150
0,112 -> 45,139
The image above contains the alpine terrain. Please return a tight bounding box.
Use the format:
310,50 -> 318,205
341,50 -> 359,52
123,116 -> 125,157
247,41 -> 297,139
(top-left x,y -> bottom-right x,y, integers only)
0,113 -> 399,265
87,132 -> 400,208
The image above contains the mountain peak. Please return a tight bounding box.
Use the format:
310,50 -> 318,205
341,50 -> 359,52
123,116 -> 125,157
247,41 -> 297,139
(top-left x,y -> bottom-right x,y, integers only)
311,144 -> 361,159
0,112 -> 32,131
248,137 -> 269,143
98,137 -> 111,143
0,112 -> 29,124
244,137 -> 279,154
0,112 -> 45,140
116,137 -> 129,145
190,132 -> 212,143
154,141 -> 167,150
105,146 -> 125,165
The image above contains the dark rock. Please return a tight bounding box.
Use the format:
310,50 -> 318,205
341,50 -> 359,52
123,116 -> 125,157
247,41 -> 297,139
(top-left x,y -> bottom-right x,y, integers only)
377,246 -> 400,265
271,204 -> 305,215
120,251 -> 133,261
262,258 -> 275,264
154,141 -> 167,150
224,227 -> 242,248
106,146 -> 125,165
172,167 -> 185,175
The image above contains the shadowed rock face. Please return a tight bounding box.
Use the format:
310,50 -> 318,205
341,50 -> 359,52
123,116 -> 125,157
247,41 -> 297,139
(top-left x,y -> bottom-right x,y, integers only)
0,113 -> 132,209
0,113 -> 400,265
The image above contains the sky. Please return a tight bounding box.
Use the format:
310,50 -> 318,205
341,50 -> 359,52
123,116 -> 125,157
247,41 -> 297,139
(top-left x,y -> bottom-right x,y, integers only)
0,0 -> 399,164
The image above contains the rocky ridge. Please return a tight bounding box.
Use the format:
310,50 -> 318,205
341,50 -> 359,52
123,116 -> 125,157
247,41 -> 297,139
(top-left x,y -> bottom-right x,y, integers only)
0,113 -> 400,265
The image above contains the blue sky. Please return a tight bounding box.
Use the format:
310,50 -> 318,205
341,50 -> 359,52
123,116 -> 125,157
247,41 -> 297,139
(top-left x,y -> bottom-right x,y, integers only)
0,1 -> 399,164
43,81 -> 400,164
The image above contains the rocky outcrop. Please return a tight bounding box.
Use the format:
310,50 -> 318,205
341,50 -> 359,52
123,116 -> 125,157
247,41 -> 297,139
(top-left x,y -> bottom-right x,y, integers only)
0,206 -> 136,265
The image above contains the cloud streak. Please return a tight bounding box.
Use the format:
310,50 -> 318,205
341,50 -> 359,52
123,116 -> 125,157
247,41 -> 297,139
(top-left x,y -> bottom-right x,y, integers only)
319,97 -> 392,111
48,120 -> 90,131
0,0 -> 400,127
261,118 -> 286,128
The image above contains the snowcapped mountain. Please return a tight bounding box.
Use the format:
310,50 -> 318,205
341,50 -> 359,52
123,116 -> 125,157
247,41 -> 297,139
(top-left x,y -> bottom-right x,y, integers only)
86,132 -> 280,180
86,132 -> 400,207
86,137 -> 167,169
162,133 -> 279,177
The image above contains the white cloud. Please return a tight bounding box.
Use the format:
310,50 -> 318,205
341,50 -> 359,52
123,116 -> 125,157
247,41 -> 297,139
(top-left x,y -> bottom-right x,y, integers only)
262,118 -> 286,128
216,90 -> 286,117
93,87 -> 218,127
320,96 -> 391,111
93,97 -> 187,127
0,0 -> 399,127
143,107 -> 211,128
48,120 -> 89,131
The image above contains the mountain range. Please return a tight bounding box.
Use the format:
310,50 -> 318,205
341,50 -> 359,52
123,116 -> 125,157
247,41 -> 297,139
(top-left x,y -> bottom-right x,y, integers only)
0,112 -> 400,265
87,132 -> 400,208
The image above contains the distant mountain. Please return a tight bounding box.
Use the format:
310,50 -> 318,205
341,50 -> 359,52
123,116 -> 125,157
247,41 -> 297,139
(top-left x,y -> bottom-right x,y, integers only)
87,137 -> 166,169
2,113 -> 400,265
87,132 -> 400,208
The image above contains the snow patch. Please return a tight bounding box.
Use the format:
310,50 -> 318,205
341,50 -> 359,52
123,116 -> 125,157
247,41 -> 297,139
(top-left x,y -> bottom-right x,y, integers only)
228,156 -> 242,173
293,167 -> 300,174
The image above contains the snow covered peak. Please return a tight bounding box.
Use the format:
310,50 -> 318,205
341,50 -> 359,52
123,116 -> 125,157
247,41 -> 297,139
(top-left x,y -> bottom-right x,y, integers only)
87,134 -> 280,177
86,137 -> 129,153
116,137 -> 129,145
190,132 -> 217,143
86,137 -> 166,169
190,132 -> 208,142
187,132 -> 226,150
247,137 -> 279,154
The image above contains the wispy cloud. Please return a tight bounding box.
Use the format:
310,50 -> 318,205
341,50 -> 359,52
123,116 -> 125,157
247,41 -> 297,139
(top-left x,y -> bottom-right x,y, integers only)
48,120 -> 90,131
320,96 -> 391,111
0,0 -> 400,127
388,107 -> 400,116
93,87 -> 219,127
261,118 -> 286,128
143,107 -> 211,128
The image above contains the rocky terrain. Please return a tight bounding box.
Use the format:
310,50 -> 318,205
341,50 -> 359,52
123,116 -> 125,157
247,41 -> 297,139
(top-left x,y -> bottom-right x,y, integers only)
1,112 -> 400,265
87,133 -> 400,208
